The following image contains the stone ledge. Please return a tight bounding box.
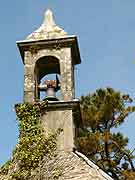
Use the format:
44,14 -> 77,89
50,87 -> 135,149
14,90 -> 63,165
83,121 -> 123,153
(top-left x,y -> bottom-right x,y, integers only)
46,99 -> 80,110
17,36 -> 81,65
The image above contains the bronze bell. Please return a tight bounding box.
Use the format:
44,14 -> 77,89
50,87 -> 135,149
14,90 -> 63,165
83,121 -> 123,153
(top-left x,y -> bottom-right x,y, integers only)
38,75 -> 60,101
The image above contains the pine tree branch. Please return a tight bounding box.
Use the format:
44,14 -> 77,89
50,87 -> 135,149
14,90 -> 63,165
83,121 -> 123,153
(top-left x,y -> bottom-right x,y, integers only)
111,140 -> 135,171
111,106 -> 135,128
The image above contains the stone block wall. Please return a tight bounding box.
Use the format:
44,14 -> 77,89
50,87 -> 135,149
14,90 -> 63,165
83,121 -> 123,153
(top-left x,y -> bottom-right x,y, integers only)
23,46 -> 75,102
41,105 -> 75,151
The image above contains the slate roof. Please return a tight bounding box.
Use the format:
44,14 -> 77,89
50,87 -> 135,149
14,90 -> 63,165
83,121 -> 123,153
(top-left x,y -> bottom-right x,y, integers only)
39,150 -> 114,180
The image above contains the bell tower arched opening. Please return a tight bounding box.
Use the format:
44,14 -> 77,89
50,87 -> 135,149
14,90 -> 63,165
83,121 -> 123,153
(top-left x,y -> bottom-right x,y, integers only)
35,56 -> 60,101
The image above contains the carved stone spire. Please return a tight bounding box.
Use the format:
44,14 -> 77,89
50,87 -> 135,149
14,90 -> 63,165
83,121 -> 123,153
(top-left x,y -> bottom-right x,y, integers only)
26,9 -> 67,41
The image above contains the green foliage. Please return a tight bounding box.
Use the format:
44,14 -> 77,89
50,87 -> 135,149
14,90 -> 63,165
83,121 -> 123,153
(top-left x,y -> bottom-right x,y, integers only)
77,87 -> 135,179
52,167 -> 62,179
0,159 -> 12,175
0,101 -> 61,180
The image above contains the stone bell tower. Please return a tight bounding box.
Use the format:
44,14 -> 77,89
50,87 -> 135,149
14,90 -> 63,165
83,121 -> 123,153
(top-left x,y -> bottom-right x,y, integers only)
17,9 -> 81,151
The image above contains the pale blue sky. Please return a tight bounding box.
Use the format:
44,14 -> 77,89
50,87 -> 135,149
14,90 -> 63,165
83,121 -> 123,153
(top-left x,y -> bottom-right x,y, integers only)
1,0 -> 135,165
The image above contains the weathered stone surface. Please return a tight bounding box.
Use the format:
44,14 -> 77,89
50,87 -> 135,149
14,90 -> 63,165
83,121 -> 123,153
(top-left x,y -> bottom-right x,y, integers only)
22,45 -> 75,102
41,100 -> 81,152
17,9 -> 80,103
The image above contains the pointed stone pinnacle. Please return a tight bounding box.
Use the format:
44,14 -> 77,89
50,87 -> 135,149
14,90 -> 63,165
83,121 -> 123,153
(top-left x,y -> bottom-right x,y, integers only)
26,9 -> 67,41
43,9 -> 56,28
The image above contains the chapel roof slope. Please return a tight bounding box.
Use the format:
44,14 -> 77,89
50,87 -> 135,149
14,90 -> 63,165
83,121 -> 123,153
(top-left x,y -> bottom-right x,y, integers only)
40,151 -> 114,180
0,151 -> 114,180
26,9 -> 68,41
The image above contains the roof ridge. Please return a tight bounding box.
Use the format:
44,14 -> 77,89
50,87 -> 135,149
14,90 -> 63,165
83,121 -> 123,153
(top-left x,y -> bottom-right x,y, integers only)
74,150 -> 114,180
